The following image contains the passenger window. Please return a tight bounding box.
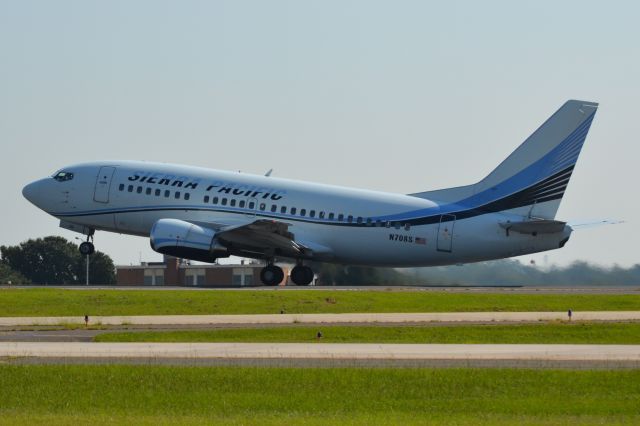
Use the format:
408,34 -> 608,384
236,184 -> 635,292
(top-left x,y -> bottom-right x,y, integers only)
259,203 -> 266,211
119,184 -> 124,191
366,218 -> 372,226
280,206 -> 287,214
271,205 -> 277,212
300,209 -> 306,216
213,197 -> 219,204
338,214 -> 344,221
291,207 -> 297,215
328,213 -> 334,220
204,195 -> 210,203
310,210 -> 316,218
385,221 -> 391,228
404,223 -> 411,231
155,189 -> 161,196
394,222 -> 401,229
175,192 -> 180,199
128,185 -> 133,192
146,188 -> 152,195
239,200 -> 245,208
319,212 -> 325,219
249,201 -> 255,209
348,215 -> 353,223
230,199 -> 236,207
375,220 -> 382,227
184,193 -> 190,201
137,186 -> 143,194
221,198 -> 227,206
357,217 -> 363,224
164,190 -> 170,198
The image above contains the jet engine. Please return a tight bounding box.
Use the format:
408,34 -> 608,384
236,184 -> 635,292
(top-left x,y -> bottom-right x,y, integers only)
150,218 -> 229,262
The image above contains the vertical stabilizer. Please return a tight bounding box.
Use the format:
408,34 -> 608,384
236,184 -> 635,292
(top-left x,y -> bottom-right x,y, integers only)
411,100 -> 598,219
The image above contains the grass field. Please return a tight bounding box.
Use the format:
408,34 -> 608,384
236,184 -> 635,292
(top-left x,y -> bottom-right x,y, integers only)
1,365 -> 639,425
2,288 -> 640,316
94,321 -> 640,344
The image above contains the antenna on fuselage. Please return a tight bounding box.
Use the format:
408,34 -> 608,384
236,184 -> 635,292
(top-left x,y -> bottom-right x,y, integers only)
264,168 -> 273,177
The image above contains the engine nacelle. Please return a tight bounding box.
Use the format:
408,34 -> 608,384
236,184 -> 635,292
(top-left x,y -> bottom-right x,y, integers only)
150,218 -> 229,262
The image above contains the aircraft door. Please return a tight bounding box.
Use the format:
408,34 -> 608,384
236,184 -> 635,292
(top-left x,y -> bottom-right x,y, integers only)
93,166 -> 116,203
245,197 -> 258,217
436,214 -> 456,252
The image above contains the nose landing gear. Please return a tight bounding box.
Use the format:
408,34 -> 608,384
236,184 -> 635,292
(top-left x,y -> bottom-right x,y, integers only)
78,232 -> 95,256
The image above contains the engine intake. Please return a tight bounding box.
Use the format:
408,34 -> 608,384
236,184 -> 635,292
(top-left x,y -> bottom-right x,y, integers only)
150,218 -> 228,262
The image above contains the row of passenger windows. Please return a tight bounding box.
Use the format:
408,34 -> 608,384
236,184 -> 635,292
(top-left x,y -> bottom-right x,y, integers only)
119,184 -> 191,201
202,195 -> 411,230
117,183 -> 410,230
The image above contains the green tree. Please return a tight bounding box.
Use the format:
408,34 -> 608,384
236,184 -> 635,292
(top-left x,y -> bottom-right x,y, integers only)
1,236 -> 116,285
77,251 -> 117,285
0,262 -> 31,284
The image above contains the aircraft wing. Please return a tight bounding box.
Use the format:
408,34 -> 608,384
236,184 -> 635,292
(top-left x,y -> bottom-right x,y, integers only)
208,218 -> 333,260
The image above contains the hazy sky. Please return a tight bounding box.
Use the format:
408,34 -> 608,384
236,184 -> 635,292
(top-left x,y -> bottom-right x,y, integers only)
1,1 -> 638,267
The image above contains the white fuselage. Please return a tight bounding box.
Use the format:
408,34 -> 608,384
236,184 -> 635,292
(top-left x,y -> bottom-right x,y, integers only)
22,161 -> 571,267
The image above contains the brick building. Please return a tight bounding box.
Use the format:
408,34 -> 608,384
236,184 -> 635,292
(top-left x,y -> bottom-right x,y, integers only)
116,256 -> 289,287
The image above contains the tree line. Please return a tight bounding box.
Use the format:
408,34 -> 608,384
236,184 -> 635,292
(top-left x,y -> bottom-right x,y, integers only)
406,259 -> 640,286
1,236 -> 116,285
2,236 -> 638,286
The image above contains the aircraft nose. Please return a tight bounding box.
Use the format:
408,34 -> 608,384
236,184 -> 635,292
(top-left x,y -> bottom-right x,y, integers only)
22,181 -> 36,204
22,179 -> 45,206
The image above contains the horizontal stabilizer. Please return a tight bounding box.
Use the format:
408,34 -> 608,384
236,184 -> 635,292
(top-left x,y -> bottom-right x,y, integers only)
567,219 -> 624,230
499,219 -> 567,235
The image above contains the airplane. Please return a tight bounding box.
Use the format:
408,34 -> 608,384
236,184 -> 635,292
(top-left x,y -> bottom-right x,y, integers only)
23,100 -> 598,286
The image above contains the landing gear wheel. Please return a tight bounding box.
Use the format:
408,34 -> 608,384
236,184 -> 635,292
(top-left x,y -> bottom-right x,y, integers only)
290,265 -> 314,286
79,241 -> 95,256
260,265 -> 284,286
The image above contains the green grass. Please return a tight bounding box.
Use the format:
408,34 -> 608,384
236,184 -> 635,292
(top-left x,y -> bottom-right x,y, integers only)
95,321 -> 640,344
0,365 -> 639,425
2,288 -> 640,316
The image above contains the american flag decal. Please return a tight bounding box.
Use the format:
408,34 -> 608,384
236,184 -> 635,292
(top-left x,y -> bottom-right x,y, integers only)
415,237 -> 427,245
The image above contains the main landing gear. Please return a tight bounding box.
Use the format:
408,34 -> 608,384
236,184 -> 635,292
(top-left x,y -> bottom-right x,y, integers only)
290,264 -> 314,286
259,263 -> 315,286
78,232 -> 95,256
260,264 -> 284,286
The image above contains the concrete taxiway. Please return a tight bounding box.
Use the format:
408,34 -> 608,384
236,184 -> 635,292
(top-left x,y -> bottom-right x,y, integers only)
3,341 -> 639,360
2,311 -> 640,327
1,342 -> 639,369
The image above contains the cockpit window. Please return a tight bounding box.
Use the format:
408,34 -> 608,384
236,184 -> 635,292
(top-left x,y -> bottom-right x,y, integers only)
53,171 -> 74,182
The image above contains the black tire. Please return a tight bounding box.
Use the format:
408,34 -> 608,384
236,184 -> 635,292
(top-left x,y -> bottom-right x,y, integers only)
260,265 -> 284,286
291,265 -> 314,286
79,241 -> 95,256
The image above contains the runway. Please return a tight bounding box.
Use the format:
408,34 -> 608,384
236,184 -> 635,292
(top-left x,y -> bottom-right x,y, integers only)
1,342 -> 639,369
3,311 -> 639,369
2,311 -> 640,327
7,285 -> 640,294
